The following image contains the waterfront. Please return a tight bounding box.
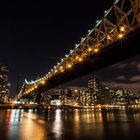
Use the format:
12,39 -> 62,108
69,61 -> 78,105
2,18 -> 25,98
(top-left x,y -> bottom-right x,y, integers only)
0,108 -> 140,140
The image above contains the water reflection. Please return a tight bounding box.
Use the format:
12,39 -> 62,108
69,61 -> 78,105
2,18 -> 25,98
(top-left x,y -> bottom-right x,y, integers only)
74,109 -> 80,139
0,108 -> 140,140
0,109 -> 47,140
76,109 -> 105,140
52,109 -> 63,139
10,109 -> 23,124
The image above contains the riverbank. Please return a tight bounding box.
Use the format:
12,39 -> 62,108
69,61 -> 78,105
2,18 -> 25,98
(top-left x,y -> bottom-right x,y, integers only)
0,103 -> 39,109
1,103 -> 140,110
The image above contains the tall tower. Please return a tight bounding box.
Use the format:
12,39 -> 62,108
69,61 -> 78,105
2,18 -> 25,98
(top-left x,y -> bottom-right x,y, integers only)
0,65 -> 10,103
88,76 -> 99,91
88,76 -> 102,105
88,76 -> 110,105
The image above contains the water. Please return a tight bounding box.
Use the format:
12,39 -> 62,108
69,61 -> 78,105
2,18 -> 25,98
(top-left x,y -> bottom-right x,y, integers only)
0,108 -> 140,140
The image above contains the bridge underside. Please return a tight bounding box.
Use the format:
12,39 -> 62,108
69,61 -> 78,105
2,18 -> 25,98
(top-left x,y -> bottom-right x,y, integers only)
24,28 -> 140,97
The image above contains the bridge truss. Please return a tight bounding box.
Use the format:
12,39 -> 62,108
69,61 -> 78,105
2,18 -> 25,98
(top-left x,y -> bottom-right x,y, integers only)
17,0 -> 140,99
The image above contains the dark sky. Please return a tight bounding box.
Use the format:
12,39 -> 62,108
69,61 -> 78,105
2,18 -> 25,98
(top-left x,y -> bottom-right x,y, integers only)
0,1 -> 139,96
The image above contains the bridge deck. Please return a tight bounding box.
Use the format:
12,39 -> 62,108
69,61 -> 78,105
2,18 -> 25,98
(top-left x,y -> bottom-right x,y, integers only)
24,27 -> 140,96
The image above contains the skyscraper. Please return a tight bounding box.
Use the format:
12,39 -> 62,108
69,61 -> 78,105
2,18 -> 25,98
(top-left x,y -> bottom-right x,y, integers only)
0,65 -> 10,103
88,77 -> 100,105
88,76 -> 110,105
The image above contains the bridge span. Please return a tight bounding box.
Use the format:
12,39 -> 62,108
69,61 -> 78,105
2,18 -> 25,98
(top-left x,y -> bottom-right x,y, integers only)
16,0 -> 140,99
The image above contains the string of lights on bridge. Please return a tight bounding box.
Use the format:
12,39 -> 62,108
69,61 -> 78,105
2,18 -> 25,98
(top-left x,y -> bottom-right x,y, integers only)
17,0 -> 139,98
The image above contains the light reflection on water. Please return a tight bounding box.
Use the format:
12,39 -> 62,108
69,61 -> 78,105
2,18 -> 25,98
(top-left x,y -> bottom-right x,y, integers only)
52,109 -> 63,139
0,108 -> 140,140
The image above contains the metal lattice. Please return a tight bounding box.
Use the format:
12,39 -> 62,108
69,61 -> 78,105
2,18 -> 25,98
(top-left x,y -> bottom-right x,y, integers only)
17,0 -> 140,99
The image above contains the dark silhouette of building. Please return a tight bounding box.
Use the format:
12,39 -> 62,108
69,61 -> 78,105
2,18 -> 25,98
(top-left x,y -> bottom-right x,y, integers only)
0,65 -> 10,103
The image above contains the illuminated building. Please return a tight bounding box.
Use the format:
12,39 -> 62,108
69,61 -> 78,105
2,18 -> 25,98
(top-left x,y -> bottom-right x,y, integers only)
63,88 -> 79,106
0,65 -> 10,103
79,77 -> 114,106
88,77 -> 99,105
114,89 -> 135,105
88,77 -> 109,105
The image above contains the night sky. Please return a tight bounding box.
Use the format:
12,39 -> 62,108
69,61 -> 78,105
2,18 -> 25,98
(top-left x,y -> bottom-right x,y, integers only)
0,1 -> 139,96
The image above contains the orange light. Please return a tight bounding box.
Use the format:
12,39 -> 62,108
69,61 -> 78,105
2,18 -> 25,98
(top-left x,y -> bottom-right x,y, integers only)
35,85 -> 38,88
75,56 -> 79,60
68,64 -> 72,68
61,69 -> 64,72
118,33 -> 124,39
75,56 -> 83,62
41,80 -> 45,84
88,47 -> 92,52
60,66 -> 63,70
79,58 -> 83,62
107,35 -> 111,40
94,48 -> 99,53
54,70 -> 58,73
120,26 -> 125,32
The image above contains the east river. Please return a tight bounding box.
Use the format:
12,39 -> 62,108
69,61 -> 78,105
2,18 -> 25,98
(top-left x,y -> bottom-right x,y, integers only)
0,108 -> 140,140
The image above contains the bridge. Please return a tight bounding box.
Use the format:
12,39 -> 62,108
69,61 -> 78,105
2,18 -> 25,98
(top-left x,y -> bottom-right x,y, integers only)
16,0 -> 140,100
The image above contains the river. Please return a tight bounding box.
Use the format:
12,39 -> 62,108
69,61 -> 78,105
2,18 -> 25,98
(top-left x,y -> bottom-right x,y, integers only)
0,108 -> 140,140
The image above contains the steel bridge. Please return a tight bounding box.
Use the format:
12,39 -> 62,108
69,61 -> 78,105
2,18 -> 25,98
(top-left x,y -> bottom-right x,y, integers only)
17,0 -> 140,99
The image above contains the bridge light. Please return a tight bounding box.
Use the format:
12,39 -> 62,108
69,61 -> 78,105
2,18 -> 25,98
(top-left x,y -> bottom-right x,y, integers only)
88,30 -> 91,33
118,33 -> 124,39
74,89 -> 78,93
60,66 -> 63,70
54,70 -> 58,73
96,20 -> 99,24
75,56 -> 83,62
78,58 -> 83,62
68,64 -> 72,68
41,80 -> 45,84
75,44 -> 79,48
120,26 -> 125,32
94,48 -> 99,53
88,47 -> 92,52
70,50 -> 73,53
35,85 -> 38,89
65,54 -> 68,57
107,35 -> 111,40
61,69 -> 64,72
